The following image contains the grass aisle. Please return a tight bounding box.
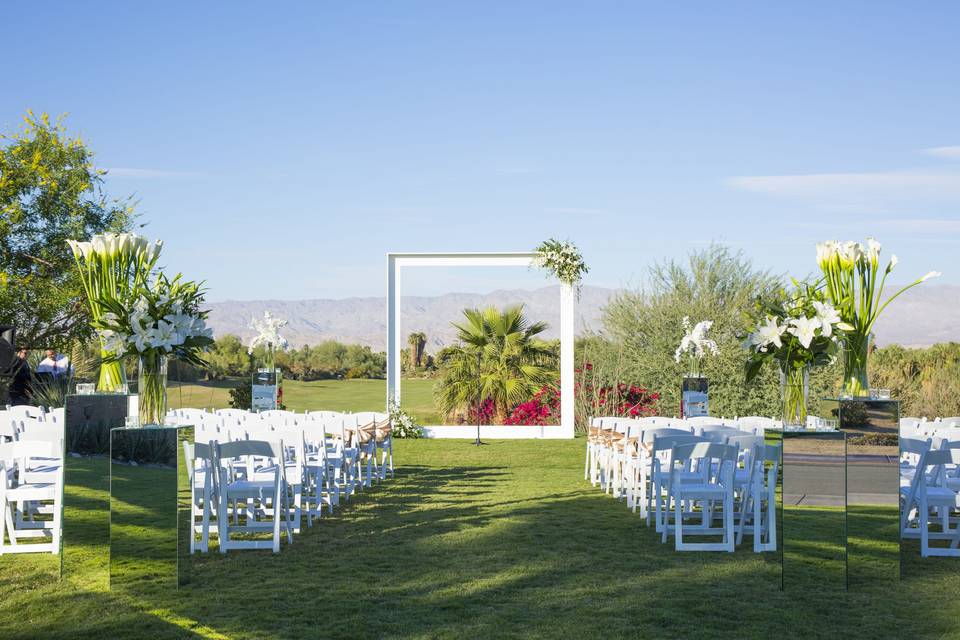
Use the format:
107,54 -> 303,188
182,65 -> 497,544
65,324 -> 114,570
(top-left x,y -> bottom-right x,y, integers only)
1,440 -> 958,639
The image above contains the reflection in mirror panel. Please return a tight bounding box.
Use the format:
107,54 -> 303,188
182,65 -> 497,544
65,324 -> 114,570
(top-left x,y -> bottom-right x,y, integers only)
61,394 -> 127,588
829,399 -> 900,588
177,426 -> 193,587
110,426 -> 184,592
781,431 -> 847,591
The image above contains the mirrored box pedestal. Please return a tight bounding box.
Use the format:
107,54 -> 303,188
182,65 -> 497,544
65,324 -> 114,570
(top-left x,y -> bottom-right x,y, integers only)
822,398 -> 900,587
61,393 -> 129,588
780,430 -> 848,591
109,425 -> 192,591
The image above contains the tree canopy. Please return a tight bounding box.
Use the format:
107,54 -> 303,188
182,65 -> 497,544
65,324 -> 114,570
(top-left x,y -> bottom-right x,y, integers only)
0,111 -> 133,349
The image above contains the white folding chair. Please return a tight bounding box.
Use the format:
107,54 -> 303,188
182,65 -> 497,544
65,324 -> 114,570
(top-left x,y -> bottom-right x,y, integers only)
216,439 -> 293,553
661,442 -> 738,552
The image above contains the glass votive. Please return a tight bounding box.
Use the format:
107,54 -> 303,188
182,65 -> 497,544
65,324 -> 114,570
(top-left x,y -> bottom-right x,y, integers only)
76,382 -> 95,395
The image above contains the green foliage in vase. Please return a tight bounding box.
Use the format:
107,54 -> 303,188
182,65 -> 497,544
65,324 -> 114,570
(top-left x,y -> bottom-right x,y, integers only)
0,111 -> 133,349
434,305 -> 558,423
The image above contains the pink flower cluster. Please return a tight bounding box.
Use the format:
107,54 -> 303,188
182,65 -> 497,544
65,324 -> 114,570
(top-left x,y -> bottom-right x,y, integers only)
504,386 -> 560,426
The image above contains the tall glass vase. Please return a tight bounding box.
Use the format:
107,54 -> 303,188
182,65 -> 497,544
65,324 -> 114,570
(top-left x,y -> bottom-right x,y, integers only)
138,353 -> 168,426
841,333 -> 871,398
97,346 -> 127,393
780,365 -> 809,428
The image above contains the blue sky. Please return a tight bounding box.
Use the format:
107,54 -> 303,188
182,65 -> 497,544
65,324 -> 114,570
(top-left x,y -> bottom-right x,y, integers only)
5,2 -> 958,300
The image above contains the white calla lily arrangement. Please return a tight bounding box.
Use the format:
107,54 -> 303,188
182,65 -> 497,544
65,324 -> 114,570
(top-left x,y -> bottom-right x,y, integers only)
817,237 -> 940,396
674,317 -> 719,377
68,232 -> 164,391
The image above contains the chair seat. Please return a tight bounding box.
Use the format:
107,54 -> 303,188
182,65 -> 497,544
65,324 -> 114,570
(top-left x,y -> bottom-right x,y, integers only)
676,483 -> 728,497
224,480 -> 279,497
5,482 -> 58,500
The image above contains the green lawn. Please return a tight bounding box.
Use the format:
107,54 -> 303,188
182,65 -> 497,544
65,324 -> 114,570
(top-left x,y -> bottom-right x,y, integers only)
168,377 -> 441,423
1,440 -> 958,639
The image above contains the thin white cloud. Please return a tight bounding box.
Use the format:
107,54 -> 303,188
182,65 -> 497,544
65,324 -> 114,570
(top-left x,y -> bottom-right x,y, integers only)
105,167 -> 200,178
725,169 -> 960,200
546,207 -> 613,216
727,170 -> 960,195
923,146 -> 960,159
875,218 -> 960,233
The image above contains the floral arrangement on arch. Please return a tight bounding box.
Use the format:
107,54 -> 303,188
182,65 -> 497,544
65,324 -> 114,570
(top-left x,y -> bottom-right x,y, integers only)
674,317 -> 720,377
248,311 -> 289,354
388,402 -> 423,438
534,239 -> 589,293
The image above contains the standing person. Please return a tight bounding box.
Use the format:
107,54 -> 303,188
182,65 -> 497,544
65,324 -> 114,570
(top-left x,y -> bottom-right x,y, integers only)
8,349 -> 32,406
37,349 -> 71,377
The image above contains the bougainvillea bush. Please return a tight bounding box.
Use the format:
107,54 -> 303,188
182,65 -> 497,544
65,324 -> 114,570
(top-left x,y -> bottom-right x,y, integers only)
503,364 -> 660,426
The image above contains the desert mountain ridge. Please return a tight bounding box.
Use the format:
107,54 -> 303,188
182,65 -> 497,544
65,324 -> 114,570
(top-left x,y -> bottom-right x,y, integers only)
205,284 -> 960,351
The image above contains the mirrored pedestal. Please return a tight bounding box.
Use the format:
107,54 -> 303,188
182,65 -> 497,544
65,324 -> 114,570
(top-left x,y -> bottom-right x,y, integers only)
110,425 -> 192,591
824,398 -> 900,587
781,430 -> 847,591
61,393 -> 128,588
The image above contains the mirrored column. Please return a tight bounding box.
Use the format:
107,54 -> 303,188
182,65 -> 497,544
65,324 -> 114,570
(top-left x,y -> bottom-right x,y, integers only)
110,425 -> 192,591
834,399 -> 900,588
61,393 -> 128,588
781,430 -> 847,591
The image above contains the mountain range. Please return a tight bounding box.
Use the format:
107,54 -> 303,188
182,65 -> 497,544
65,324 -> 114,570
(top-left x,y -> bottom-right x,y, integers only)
206,284 -> 959,351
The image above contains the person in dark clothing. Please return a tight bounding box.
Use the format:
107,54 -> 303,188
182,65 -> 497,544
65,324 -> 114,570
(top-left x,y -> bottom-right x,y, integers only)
8,349 -> 32,406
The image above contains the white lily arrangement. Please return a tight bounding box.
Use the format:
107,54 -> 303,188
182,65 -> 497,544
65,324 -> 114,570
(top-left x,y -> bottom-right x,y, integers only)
743,280 -> 847,383
94,273 -> 214,425
674,317 -> 720,377
95,274 -> 214,363
68,231 -> 164,391
534,239 -> 589,293
248,311 -> 289,355
817,237 -> 940,396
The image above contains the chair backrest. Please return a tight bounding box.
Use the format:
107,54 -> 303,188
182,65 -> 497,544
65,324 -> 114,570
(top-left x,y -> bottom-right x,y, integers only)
7,405 -> 45,420
218,439 -> 283,461
17,419 -> 63,443
669,442 -> 738,475
643,428 -> 695,444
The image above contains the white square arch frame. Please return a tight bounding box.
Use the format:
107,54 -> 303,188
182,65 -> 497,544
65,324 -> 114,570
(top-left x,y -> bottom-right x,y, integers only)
387,252 -> 574,439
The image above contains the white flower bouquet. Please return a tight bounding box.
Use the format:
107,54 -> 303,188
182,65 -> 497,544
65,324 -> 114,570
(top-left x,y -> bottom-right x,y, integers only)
743,280 -> 848,425
248,311 -> 289,354
534,239 -> 589,293
817,238 -> 940,397
68,232 -> 162,391
674,317 -> 719,377
95,274 -> 213,424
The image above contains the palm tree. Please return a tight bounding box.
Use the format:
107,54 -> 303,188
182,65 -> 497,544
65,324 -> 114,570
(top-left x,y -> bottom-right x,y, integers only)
434,305 -> 558,423
407,332 -> 427,369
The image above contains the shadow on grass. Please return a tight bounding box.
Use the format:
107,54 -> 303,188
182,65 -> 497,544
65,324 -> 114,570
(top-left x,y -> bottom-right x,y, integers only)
1,441 -> 959,639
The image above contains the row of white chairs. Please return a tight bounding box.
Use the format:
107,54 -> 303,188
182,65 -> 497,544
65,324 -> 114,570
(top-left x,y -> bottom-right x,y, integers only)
586,415 -> 780,553
1,406 -> 64,554
171,408 -> 395,553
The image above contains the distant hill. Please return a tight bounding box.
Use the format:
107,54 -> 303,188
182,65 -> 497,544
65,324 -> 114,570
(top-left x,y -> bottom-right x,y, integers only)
206,284 -> 959,351
206,286 -> 616,352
